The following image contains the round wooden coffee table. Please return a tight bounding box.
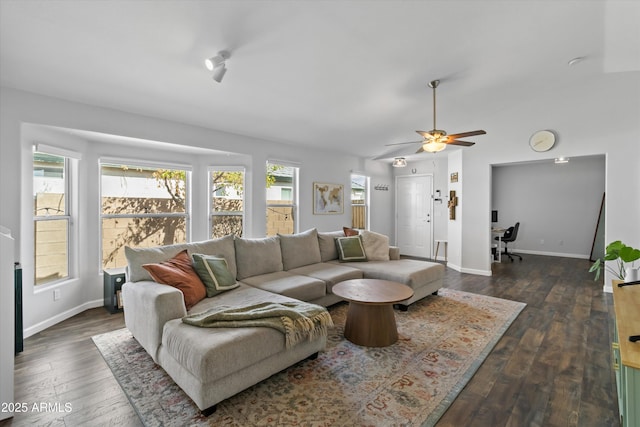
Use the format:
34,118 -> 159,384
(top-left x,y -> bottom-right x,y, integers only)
332,279 -> 414,347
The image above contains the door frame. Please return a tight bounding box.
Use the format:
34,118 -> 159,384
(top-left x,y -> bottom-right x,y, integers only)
394,174 -> 434,258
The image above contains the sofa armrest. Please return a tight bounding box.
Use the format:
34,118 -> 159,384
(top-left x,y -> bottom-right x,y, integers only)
389,246 -> 400,260
122,281 -> 186,363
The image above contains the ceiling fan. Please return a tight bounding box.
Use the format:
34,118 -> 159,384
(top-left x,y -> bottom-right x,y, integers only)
386,80 -> 486,153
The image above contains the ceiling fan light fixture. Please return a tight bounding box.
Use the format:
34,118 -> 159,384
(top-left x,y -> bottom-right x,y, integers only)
422,141 -> 446,153
392,157 -> 408,167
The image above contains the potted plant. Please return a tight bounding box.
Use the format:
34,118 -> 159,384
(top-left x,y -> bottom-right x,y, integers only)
589,240 -> 640,281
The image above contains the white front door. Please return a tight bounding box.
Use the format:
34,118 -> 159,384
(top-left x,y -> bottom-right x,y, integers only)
396,175 -> 433,258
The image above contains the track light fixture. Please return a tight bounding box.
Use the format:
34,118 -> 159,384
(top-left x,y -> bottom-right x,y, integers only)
212,65 -> 227,82
205,50 -> 230,83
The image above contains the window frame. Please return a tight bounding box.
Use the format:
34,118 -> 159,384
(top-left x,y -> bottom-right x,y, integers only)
266,161 -> 299,236
98,158 -> 192,270
350,173 -> 370,231
33,150 -> 72,287
209,166 -> 245,238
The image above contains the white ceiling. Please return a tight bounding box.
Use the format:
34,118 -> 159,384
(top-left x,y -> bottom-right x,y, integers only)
1,1 -> 638,160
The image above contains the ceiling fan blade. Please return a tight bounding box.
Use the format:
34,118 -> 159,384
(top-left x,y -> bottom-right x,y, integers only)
415,146 -> 425,154
447,140 -> 475,146
416,130 -> 431,138
385,140 -> 423,147
446,130 -> 486,140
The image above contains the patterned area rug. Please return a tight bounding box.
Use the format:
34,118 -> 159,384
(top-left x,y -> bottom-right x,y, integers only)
92,289 -> 525,426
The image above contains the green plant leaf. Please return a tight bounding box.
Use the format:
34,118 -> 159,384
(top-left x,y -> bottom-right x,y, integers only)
606,240 -> 624,252
620,246 -> 640,263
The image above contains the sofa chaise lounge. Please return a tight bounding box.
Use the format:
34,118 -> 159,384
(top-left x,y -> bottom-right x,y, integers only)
122,228 -> 444,414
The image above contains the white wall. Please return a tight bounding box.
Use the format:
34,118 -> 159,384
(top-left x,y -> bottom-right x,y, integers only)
455,71 -> 640,288
0,88 -> 394,336
492,156 -> 606,258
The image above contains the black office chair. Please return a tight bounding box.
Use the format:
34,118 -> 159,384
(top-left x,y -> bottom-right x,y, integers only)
495,222 -> 522,262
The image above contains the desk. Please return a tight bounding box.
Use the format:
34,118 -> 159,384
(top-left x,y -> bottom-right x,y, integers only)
491,228 -> 506,263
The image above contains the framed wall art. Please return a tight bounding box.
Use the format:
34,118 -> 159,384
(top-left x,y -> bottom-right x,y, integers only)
313,182 -> 344,214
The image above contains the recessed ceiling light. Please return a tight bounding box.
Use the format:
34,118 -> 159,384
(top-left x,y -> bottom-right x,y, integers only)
555,157 -> 569,164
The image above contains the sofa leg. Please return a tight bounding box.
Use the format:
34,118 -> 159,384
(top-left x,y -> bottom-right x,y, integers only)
307,352 -> 319,360
394,304 -> 408,312
432,290 -> 438,296
201,405 -> 217,417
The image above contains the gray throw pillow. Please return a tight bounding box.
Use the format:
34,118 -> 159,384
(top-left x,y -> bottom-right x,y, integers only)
278,228 -> 322,270
191,253 -> 239,297
335,235 -> 367,262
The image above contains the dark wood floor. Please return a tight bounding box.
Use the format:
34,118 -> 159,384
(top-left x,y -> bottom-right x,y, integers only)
2,254 -> 619,427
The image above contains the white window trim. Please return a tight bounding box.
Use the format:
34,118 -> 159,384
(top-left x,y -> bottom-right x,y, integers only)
33,150 -> 75,288
208,166 -> 246,238
351,173 -> 370,231
98,159 -> 191,270
266,162 -> 299,235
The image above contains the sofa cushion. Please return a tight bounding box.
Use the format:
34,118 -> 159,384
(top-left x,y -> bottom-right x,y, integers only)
336,259 -> 444,290
235,236 -> 283,280
278,228 -> 322,270
360,230 -> 390,261
142,250 -> 206,310
186,235 -> 237,278
191,254 -> 239,297
124,235 -> 236,282
288,263 -> 363,294
164,284 -> 300,381
240,271 -> 326,302
335,235 -> 367,262
317,231 -> 345,262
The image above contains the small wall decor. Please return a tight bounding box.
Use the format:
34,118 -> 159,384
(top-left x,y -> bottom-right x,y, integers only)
450,172 -> 459,183
448,190 -> 458,220
313,182 -> 344,214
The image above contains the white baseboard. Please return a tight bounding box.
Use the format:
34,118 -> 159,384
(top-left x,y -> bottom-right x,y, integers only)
509,249 -> 589,259
461,267 -> 493,276
23,299 -> 103,338
445,262 -> 492,277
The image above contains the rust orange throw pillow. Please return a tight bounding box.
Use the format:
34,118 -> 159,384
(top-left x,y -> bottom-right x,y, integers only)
142,249 -> 206,310
343,226 -> 359,236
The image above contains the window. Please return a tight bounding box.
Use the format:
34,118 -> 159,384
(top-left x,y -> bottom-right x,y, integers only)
266,162 -> 297,236
351,174 -> 369,230
100,162 -> 189,269
210,169 -> 244,238
33,152 -> 70,285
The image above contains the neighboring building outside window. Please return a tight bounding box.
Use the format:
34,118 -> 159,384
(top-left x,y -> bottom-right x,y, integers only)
210,168 -> 244,238
266,162 -> 297,236
100,162 -> 189,269
351,174 -> 369,230
33,151 -> 71,285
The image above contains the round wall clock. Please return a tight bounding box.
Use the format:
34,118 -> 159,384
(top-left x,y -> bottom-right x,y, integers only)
529,130 -> 556,152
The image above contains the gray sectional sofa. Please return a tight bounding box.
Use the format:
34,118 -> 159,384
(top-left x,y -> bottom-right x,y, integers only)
121,228 -> 444,414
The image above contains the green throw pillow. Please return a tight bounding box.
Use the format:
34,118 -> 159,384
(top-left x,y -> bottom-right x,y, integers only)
335,236 -> 367,262
191,254 -> 239,297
